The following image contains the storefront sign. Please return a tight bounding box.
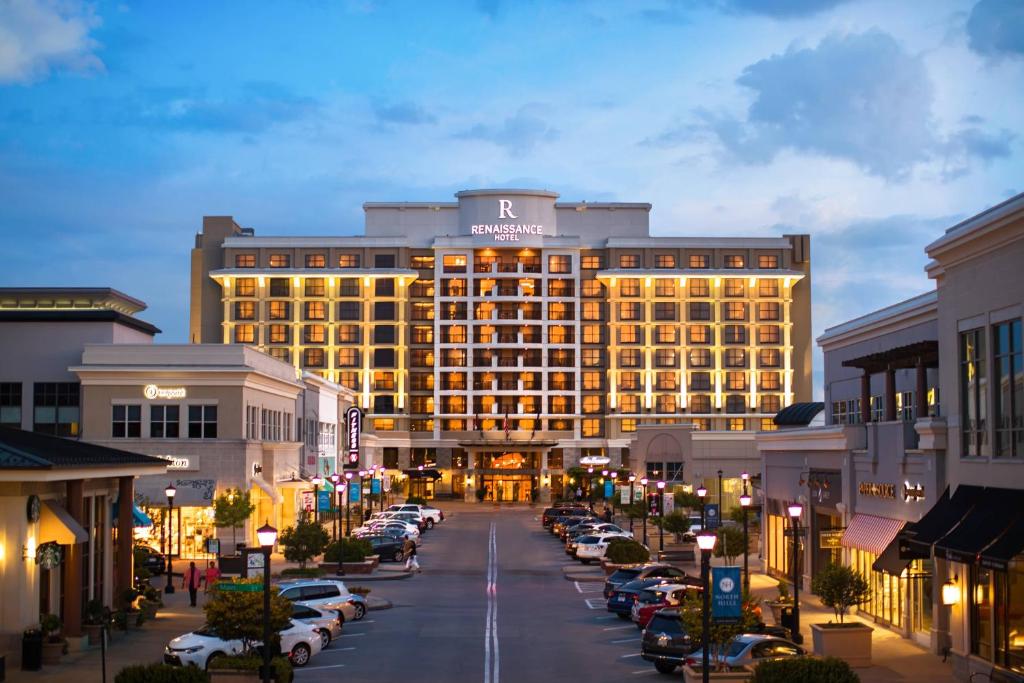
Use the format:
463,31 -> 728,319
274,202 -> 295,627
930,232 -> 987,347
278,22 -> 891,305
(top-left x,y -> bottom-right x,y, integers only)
903,482 -> 925,502
470,200 -> 545,243
859,482 -> 897,499
711,566 -> 742,622
807,470 -> 842,508
819,529 -> 845,549
346,407 -> 361,465
155,454 -> 200,471
143,384 -> 187,400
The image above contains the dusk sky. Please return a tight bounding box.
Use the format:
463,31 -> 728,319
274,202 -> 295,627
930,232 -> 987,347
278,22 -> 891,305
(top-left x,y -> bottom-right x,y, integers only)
1,0 -> 1022,395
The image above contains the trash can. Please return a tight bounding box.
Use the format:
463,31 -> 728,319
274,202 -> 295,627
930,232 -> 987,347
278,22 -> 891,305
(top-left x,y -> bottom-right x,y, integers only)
21,630 -> 42,671
779,606 -> 795,634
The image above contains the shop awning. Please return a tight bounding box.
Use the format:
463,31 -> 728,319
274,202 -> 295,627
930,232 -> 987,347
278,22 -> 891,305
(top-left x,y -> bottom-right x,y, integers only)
841,514 -> 904,555
873,534 -> 913,576
111,502 -> 154,528
403,468 -> 442,480
980,512 -> 1024,572
936,488 -> 1024,565
902,485 -> 984,557
39,499 -> 88,545
251,475 -> 283,504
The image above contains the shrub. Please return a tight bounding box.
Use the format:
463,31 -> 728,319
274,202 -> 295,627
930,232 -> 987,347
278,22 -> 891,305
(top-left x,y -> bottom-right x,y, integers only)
40,613 -> 62,642
348,586 -> 371,596
203,579 -> 292,653
475,487 -> 487,502
773,580 -> 792,604
750,657 -> 859,683
115,663 -> 210,683
207,655 -> 293,683
811,564 -> 871,624
405,496 -> 428,506
324,538 -> 373,563
713,525 -> 749,564
279,513 -> 329,569
604,538 -> 650,564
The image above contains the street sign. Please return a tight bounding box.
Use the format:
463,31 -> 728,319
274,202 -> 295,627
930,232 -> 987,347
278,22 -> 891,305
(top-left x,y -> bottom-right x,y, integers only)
247,552 -> 265,570
705,503 -> 721,529
216,582 -> 261,593
711,566 -> 742,622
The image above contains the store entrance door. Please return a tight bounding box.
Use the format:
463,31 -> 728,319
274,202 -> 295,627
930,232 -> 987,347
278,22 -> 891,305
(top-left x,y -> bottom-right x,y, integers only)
480,474 -> 536,502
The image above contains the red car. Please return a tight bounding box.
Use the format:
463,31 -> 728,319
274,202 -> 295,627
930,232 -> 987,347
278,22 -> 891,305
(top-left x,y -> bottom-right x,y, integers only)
631,583 -> 699,629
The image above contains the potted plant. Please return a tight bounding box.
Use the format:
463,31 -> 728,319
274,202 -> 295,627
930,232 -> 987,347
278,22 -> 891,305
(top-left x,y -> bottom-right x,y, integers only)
677,593 -> 761,682
203,578 -> 294,682
213,488 -> 256,555
84,599 -> 106,645
121,588 -> 141,629
39,613 -> 65,664
765,580 -> 792,625
600,538 -> 650,574
279,512 -> 330,571
809,564 -> 873,667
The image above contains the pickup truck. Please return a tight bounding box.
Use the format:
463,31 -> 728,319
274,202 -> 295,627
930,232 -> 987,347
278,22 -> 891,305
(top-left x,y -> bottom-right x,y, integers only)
388,503 -> 444,528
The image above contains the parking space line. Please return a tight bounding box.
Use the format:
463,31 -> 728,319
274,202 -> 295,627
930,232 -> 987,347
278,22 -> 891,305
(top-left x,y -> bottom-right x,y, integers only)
584,598 -> 605,609
337,633 -> 365,638
299,664 -> 346,671
619,653 -> 642,658
321,646 -> 356,654
611,637 -> 641,644
631,670 -> 657,675
603,624 -> 635,631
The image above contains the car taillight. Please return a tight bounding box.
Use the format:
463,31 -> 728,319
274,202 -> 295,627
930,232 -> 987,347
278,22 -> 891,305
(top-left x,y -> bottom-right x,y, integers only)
684,657 -> 696,666
632,596 -> 639,604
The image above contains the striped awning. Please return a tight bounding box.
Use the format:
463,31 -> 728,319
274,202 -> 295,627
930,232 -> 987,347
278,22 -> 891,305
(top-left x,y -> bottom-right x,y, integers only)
841,514 -> 905,556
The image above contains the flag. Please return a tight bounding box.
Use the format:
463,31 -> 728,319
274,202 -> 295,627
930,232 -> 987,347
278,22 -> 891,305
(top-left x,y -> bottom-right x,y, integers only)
504,412 -> 510,440
530,409 -> 541,440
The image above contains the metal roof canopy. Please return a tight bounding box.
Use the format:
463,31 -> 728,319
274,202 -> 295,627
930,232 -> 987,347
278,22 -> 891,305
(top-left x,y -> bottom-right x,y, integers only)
841,340 -> 939,374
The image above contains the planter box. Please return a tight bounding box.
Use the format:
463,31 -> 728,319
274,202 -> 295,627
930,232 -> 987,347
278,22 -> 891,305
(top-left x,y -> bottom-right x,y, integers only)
341,560 -> 374,575
318,562 -> 340,574
682,664 -> 753,682
811,623 -> 873,667
209,669 -> 261,682
84,624 -> 102,646
41,642 -> 63,665
366,555 -> 380,570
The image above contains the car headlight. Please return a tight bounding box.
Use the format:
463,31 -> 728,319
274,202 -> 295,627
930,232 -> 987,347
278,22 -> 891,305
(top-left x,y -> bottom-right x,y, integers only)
184,646 -> 205,654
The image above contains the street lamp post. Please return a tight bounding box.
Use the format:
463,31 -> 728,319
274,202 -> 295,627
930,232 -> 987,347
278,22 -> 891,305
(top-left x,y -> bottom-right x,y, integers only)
696,532 -> 717,683
717,469 -> 723,513
329,473 -> 341,540
740,472 -> 752,594
587,466 -> 595,512
788,503 -> 804,644
656,481 -> 666,553
640,477 -> 649,546
696,484 -> 708,530
344,472 -> 353,536
311,475 -> 323,524
610,471 -> 618,516
164,483 -> 176,594
359,470 -> 367,523
628,474 -> 636,532
256,522 -> 278,683
379,468 -> 387,512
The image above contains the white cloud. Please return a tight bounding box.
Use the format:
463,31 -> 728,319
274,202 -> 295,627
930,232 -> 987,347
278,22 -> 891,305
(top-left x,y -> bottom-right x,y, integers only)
0,0 -> 103,84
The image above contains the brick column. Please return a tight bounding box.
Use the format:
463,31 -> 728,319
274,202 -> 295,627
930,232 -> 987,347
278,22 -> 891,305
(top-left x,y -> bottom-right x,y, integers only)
63,479 -> 84,637
116,476 -> 134,608
860,372 -> 872,424
884,366 -> 897,421
916,359 -> 929,419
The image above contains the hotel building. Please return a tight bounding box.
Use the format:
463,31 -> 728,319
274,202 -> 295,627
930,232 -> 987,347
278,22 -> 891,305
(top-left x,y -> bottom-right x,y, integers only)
189,188 -> 813,502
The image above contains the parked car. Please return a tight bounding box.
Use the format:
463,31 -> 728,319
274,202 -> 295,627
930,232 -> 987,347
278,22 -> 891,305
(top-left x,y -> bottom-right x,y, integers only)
631,583 -> 698,629
571,522 -> 632,539
683,634 -> 806,669
604,563 -> 693,599
640,607 -> 697,674
542,506 -> 588,528
355,525 -> 415,545
357,520 -> 420,542
164,620 -> 322,669
362,534 -> 415,562
278,579 -> 367,622
389,511 -> 427,530
576,532 -> 632,564
550,510 -> 593,534
607,577 -> 684,619
291,603 -> 343,648
135,545 -> 166,576
388,503 -> 444,527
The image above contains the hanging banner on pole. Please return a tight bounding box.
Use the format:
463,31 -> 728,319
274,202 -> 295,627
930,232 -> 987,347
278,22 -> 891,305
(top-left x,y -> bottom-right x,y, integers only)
349,481 -> 361,503
619,486 -> 630,505
663,493 -> 675,516
604,481 -> 613,499
317,490 -> 333,512
371,478 -> 381,495
712,566 -> 742,622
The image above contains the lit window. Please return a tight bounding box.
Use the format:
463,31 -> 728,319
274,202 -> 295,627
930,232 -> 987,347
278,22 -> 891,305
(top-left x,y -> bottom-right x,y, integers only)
758,279 -> 779,297
728,418 -> 746,431
337,325 -> 359,344
758,302 -> 780,321
305,301 -> 326,320
583,395 -> 603,413
655,254 -> 676,269
548,255 -> 572,273
725,349 -> 747,367
724,255 -> 745,268
689,349 -> 711,367
582,418 -> 604,437
338,254 -> 361,268
758,325 -> 780,344
724,302 -> 747,321
620,279 -> 641,297
269,325 -> 289,344
582,302 -> 603,321
583,325 -> 602,344
269,301 -> 290,320
337,348 -> 359,367
688,278 -> 710,297
655,349 -> 677,368
619,254 -> 640,269
235,278 -> 256,296
689,325 -> 712,344
305,254 -> 326,268
688,254 -> 710,269
760,418 -> 778,431
655,325 -> 677,344
269,254 -> 291,268
304,278 -> 325,296
620,349 -> 641,368
303,348 -> 325,368
758,255 -> 779,269
234,301 -> 256,320
304,325 -> 326,344
235,254 -> 256,268
619,302 -> 642,321
655,279 -> 676,297
582,371 -> 602,390
235,325 -> 255,343
726,371 -> 748,390
724,279 -> 745,297
581,255 -> 603,269
759,349 -> 781,367
619,325 -> 640,344
581,279 -> 604,297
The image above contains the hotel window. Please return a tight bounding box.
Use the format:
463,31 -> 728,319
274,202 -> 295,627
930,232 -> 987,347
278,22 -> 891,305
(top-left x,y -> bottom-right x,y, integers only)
441,349 -> 466,367
582,302 -> 603,321
620,302 -> 642,321
549,349 -> 575,367
234,301 -> 256,320
338,253 -> 360,268
304,325 -> 326,344
150,405 -> 179,438
337,348 -> 359,367
269,348 -> 290,363
235,325 -> 255,343
442,325 -> 466,343
655,279 -> 676,297
724,254 -> 745,268
0,383 -> 21,427
758,254 -> 779,269
305,301 -> 326,320
961,328 -> 989,456
442,302 -> 467,320
304,278 -> 326,296
726,371 -> 748,390
410,372 -> 433,390
549,395 -> 574,414
337,325 -> 359,344
656,372 -> 678,391
33,382 -> 79,436
759,349 -> 781,367
620,372 -> 641,390
374,301 -> 395,320
411,350 -> 435,367
269,278 -> 290,296
760,395 -> 781,414
621,419 -> 638,433
582,418 -> 604,437
689,325 -> 712,344
269,254 -> 290,268
375,278 -> 395,296
689,349 -> 712,367
583,371 -> 602,390
548,302 -> 574,320
619,325 -> 640,344
410,279 -> 434,297
760,371 -> 781,391
656,395 -> 677,413
441,279 -> 466,296
548,279 -> 574,297
583,325 -> 602,344
758,302 -> 781,321
728,418 -> 746,431
548,255 -> 572,273
725,348 -> 747,367
374,325 -> 396,344
689,302 -> 712,321
412,303 -> 434,321
375,254 -> 396,268
620,278 -> 641,297
374,419 -> 396,431
724,302 -> 747,321
549,326 -> 573,344
235,278 -> 256,296
688,278 -> 710,297
724,325 -> 747,344
655,325 -> 677,344
305,254 -> 326,268
619,254 -> 640,269
689,254 -> 710,269
724,279 -> 745,297
443,254 -> 467,273
338,278 -> 359,296
235,254 -> 256,268
620,395 -> 640,413
655,254 -> 676,269
654,302 -> 677,321
690,372 -> 712,391
581,255 -> 603,269
373,395 -> 395,414
337,301 -> 360,320
690,395 -> 712,413
581,279 -> 604,297
408,395 -> 431,412
758,325 -> 780,344
655,349 -> 677,368
692,418 -> 711,431
831,400 -> 848,425
994,319 -> 1023,457
582,395 -> 603,414
726,395 -> 747,413
269,325 -> 289,343
620,349 -> 642,368
303,348 -> 325,368
111,404 -> 141,438
411,255 -> 434,269
582,349 -> 603,367
759,279 -> 779,297
186,405 -> 218,439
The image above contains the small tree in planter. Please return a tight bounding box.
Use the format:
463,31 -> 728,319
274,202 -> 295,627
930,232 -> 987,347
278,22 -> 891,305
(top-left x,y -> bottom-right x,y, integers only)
84,599 -> 106,643
712,525 -> 748,565
213,488 -> 255,552
677,592 -> 761,674
661,511 -> 691,542
40,613 -> 66,663
279,513 -> 329,569
809,564 -> 874,666
204,578 -> 292,656
604,538 -> 650,565
405,496 -> 428,506
765,580 -> 792,624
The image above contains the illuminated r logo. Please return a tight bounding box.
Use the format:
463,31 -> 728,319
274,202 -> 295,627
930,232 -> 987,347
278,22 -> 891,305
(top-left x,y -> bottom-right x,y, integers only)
498,199 -> 517,219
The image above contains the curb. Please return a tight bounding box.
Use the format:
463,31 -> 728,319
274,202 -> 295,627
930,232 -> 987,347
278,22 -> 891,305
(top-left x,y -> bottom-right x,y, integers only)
342,571 -> 414,581
366,597 -> 393,610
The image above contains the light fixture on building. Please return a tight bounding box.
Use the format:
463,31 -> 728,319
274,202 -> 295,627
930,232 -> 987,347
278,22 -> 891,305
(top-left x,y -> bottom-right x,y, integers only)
942,576 -> 960,606
165,483 -> 177,501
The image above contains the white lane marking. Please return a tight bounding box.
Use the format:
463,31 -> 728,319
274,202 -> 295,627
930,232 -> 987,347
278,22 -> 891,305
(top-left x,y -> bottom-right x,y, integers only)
350,620 -> 375,624
594,615 -> 618,620
584,598 -> 606,609
337,633 -> 365,638
320,646 -> 357,654
485,521 -> 499,683
619,653 -> 643,658
632,670 -> 658,675
574,581 -> 583,593
299,664 -> 346,671
612,637 -> 642,644
603,625 -> 636,631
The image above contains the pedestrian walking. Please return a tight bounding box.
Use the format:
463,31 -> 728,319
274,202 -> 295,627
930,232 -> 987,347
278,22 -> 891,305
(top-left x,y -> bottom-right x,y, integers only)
182,561 -> 202,606
602,505 -> 613,523
575,487 -> 583,502
404,543 -> 421,573
203,560 -> 221,595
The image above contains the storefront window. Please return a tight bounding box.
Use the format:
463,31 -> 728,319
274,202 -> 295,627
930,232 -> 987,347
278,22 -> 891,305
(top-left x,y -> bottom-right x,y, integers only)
852,548 -> 903,629
972,558 -> 1024,672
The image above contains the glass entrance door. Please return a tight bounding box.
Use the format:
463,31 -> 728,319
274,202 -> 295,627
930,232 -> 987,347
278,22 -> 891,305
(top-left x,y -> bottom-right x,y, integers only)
480,474 -> 536,502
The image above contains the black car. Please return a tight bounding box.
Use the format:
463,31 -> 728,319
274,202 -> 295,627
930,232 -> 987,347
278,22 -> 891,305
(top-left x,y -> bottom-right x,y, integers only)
362,534 -> 414,562
604,563 -> 693,599
549,509 -> 592,533
607,577 -> 685,619
134,545 -> 166,576
542,506 -> 587,528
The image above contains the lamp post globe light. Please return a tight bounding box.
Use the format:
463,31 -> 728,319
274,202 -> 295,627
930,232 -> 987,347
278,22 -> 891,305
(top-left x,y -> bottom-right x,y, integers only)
311,475 -> 323,524
164,483 -> 176,594
656,481 -> 666,552
696,532 -> 718,683
696,484 -> 708,530
788,503 -> 803,644
256,521 -> 278,683
628,474 -> 637,532
739,472 -> 752,594
344,472 -> 353,536
329,472 -> 341,540
640,478 -> 649,546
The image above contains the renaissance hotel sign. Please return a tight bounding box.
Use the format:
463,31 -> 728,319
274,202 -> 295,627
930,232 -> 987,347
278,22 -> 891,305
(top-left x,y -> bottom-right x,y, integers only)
471,200 -> 545,242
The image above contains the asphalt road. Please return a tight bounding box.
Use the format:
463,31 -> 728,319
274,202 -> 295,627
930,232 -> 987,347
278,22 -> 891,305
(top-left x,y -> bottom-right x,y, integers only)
295,505 -> 658,682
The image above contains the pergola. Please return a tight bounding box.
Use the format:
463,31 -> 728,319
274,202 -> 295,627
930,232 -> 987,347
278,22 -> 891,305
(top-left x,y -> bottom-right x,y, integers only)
841,340 -> 939,423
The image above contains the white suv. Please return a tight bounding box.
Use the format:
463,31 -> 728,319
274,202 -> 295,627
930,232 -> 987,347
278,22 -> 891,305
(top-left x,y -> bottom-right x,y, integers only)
388,503 -> 444,528
575,532 -> 633,564
278,579 -> 367,622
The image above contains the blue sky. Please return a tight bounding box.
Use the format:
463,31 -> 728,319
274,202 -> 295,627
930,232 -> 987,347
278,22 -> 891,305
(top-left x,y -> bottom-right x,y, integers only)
1,0 -> 1022,396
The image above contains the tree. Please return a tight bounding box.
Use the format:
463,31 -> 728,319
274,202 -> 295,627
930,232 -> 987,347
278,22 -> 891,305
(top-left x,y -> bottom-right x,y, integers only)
674,490 -> 701,510
677,591 -> 761,672
713,525 -> 748,565
660,511 -> 691,542
213,488 -> 255,551
811,564 -> 871,624
204,578 -> 292,654
278,513 -> 329,569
